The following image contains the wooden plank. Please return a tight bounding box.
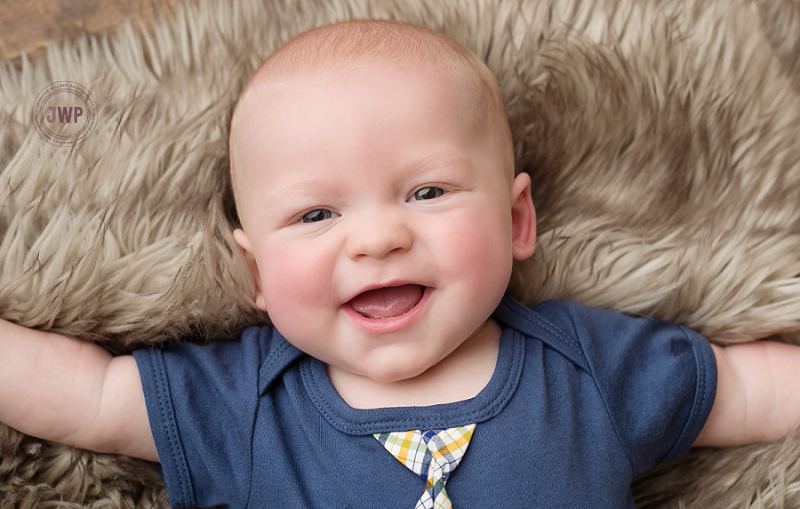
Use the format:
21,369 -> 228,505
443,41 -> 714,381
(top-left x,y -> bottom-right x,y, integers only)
0,0 -> 183,62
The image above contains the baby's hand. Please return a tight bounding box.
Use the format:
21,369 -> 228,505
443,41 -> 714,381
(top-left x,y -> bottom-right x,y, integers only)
695,341 -> 800,447
0,319 -> 157,462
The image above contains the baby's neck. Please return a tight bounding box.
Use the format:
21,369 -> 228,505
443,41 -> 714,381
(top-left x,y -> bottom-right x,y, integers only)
328,319 -> 501,409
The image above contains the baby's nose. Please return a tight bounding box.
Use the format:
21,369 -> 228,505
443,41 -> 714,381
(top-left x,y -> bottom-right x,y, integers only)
345,211 -> 413,260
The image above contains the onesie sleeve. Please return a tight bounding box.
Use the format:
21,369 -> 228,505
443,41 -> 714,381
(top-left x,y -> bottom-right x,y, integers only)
540,301 -> 717,475
133,326 -> 272,509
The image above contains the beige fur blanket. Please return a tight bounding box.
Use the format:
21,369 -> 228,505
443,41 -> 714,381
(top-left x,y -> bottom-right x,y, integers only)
2,0 -> 800,506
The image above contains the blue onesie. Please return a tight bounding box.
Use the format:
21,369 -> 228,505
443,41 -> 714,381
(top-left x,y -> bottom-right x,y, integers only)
133,296 -> 717,508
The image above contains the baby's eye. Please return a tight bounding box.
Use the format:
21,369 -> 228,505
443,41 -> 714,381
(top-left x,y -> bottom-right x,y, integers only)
410,187 -> 445,201
300,209 -> 334,223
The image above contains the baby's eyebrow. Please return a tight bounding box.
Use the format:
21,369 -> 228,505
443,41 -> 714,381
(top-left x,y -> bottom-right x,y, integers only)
265,177 -> 340,203
258,149 -> 475,209
404,149 -> 471,170
398,151 -> 476,180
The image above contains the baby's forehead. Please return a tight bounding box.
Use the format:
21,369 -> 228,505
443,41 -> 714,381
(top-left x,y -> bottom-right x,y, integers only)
231,49 -> 482,164
241,59 -> 468,115
233,58 -> 479,173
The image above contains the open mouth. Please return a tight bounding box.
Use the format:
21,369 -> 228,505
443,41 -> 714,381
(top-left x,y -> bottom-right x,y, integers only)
348,284 -> 426,319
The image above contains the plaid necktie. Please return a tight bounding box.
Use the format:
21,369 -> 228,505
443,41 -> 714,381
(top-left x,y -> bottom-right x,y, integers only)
374,424 -> 476,509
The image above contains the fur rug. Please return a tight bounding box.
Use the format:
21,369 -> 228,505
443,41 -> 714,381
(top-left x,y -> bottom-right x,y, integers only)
2,0 -> 800,506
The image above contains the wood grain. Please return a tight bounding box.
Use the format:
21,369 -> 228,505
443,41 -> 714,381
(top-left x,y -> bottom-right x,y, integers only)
0,0 -> 184,63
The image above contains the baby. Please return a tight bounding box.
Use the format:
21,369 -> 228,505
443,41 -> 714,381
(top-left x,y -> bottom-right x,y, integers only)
3,19 -> 800,509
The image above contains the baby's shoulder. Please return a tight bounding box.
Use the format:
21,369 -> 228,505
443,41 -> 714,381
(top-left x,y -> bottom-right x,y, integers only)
495,296 -> 706,373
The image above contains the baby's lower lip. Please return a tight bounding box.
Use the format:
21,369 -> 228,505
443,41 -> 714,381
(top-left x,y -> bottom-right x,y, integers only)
343,286 -> 431,333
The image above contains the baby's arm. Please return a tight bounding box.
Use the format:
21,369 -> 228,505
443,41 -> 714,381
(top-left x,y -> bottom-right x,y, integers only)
695,341 -> 800,447
0,318 -> 157,462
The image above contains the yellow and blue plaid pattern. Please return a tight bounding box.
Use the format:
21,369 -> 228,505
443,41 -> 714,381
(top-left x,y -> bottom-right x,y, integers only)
374,424 -> 476,509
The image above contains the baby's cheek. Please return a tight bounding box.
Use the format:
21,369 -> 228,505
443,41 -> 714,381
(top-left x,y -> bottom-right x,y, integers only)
448,211 -> 511,268
442,210 -> 513,302
261,245 -> 334,327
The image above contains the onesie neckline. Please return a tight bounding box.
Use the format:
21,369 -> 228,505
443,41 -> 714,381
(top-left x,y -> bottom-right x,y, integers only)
300,309 -> 526,436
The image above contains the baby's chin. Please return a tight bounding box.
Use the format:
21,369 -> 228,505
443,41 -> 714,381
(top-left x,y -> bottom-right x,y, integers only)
352,359 -> 433,385
334,351 -> 442,385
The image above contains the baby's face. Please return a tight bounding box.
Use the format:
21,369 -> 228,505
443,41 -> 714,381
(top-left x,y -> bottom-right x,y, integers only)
232,60 -> 535,383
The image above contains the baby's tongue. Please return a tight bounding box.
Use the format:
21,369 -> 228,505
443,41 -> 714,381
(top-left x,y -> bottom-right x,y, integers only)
350,284 -> 424,319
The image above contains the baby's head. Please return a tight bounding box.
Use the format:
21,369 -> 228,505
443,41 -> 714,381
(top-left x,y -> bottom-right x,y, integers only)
229,20 -> 536,383
229,20 -> 515,210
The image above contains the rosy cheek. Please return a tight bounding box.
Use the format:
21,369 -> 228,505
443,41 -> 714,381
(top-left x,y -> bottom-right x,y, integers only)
454,210 -> 509,259
444,210 -> 513,291
260,242 -> 335,321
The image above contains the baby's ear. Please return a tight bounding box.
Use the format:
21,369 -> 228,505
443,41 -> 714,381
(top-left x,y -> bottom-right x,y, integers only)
232,229 -> 268,311
509,172 -> 537,261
